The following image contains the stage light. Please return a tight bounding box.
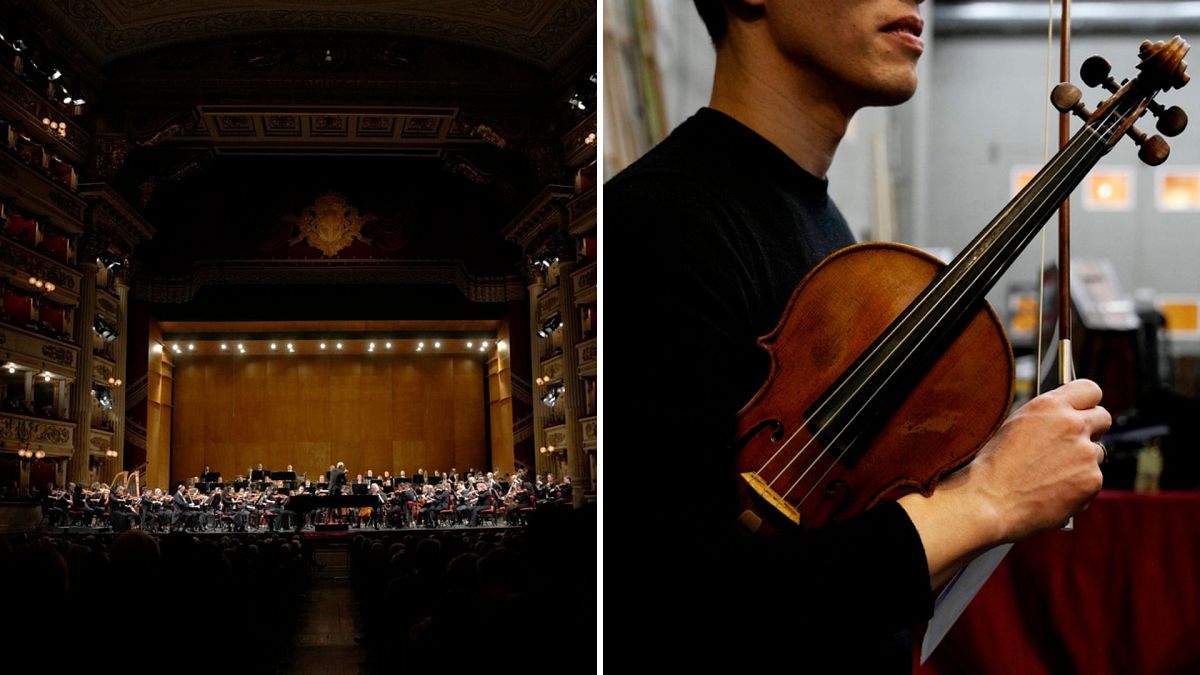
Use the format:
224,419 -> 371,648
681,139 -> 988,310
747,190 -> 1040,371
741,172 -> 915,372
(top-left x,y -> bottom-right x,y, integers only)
335,342 -> 343,350
188,344 -> 195,351
62,95 -> 72,104
97,251 -> 122,270
434,341 -> 441,349
320,343 -> 327,350
538,315 -> 561,338
385,342 -> 392,349
50,69 -> 61,81
467,341 -> 474,348
220,344 -> 228,351
270,343 -> 277,350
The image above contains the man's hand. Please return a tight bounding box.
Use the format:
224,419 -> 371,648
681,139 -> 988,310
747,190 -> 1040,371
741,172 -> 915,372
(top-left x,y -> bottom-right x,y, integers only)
899,379 -> 1111,586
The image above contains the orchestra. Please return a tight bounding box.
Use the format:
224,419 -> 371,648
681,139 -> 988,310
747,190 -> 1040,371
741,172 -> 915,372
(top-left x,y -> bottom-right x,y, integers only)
35,463 -> 572,532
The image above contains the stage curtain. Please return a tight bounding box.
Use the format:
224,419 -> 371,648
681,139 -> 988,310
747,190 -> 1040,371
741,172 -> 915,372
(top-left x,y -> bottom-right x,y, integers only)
918,491 -> 1200,674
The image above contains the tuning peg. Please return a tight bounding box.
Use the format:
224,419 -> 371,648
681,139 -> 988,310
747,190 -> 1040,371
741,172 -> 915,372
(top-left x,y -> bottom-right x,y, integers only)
1150,104 -> 1188,137
1124,125 -> 1170,166
1051,83 -> 1092,120
1081,56 -> 1116,90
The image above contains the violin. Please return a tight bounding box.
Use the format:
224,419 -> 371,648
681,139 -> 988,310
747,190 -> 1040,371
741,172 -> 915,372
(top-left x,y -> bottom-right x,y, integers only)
733,38 -> 1191,534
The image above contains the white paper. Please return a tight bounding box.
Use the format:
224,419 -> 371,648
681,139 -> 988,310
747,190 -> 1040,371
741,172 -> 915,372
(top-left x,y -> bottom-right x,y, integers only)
920,542 -> 1014,663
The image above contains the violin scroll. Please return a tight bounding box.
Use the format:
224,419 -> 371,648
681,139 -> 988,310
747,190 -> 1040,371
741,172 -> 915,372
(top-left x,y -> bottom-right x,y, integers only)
1053,36 -> 1189,166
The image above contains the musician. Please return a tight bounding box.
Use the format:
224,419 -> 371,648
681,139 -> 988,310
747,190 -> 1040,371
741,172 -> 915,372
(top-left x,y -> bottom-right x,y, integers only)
606,1 -> 1112,670
367,483 -> 386,529
172,484 -> 201,531
109,485 -> 136,532
388,483 -> 415,528
467,481 -> 493,527
331,461 -> 347,487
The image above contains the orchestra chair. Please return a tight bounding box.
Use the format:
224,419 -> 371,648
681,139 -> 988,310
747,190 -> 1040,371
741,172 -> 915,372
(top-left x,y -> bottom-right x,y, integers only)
437,495 -> 457,527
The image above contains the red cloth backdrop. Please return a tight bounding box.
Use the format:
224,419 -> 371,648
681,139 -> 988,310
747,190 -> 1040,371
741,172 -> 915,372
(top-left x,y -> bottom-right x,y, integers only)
917,491 -> 1200,674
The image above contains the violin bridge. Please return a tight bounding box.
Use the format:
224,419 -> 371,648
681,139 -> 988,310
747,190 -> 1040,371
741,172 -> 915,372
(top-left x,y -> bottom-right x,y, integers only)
740,472 -> 801,526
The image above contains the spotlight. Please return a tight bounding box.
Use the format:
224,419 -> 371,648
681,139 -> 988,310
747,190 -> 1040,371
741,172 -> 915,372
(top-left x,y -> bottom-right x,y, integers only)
50,69 -> 61,81
541,383 -> 565,407
97,251 -> 122,270
537,314 -> 561,338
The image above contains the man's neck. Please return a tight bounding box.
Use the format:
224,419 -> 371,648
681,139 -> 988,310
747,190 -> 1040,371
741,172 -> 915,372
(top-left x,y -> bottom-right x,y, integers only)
708,44 -> 856,179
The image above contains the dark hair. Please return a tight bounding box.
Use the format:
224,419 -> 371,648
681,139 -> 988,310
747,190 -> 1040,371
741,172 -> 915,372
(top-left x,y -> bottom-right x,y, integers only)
693,0 -> 728,44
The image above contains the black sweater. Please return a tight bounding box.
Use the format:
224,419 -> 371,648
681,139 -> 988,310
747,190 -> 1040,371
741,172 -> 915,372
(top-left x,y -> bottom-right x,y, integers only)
605,108 -> 933,672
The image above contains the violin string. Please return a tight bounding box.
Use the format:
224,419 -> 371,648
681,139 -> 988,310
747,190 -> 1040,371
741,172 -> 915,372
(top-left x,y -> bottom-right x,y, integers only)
765,110 -> 1129,505
782,110 -> 1131,506
758,126 -> 1102,491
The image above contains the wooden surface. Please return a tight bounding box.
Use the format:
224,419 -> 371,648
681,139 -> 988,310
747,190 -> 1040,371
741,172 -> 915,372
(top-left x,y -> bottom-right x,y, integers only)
171,353 -> 486,481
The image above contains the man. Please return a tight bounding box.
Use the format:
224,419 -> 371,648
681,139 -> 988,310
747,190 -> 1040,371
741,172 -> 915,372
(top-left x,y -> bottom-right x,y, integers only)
606,1 -> 1110,671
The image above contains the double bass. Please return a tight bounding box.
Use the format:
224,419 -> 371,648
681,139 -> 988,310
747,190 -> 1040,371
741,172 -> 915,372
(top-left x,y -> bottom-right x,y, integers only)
733,38 -> 1191,534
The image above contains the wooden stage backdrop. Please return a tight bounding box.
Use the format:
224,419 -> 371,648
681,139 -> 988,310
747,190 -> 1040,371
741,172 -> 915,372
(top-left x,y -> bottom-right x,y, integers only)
171,354 -> 487,482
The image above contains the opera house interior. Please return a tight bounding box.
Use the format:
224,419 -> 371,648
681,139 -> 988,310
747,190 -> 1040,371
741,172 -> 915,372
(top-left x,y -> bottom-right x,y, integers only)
0,1 -> 597,669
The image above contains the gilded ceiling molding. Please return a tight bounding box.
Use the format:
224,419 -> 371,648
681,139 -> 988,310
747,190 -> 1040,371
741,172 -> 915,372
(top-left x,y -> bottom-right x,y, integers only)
132,259 -> 526,304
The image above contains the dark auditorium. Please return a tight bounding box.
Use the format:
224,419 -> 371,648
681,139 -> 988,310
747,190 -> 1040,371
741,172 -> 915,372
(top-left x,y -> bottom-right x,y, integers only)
0,1 -> 597,670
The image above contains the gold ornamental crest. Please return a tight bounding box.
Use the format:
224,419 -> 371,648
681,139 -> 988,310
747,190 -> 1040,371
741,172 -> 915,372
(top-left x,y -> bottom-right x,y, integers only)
289,193 -> 375,257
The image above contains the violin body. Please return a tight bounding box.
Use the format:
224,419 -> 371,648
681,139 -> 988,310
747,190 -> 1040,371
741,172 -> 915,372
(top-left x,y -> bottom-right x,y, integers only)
734,242 -> 1013,533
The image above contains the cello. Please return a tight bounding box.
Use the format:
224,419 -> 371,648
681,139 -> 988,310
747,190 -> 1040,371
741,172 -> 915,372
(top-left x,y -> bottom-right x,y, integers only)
732,38 -> 1191,535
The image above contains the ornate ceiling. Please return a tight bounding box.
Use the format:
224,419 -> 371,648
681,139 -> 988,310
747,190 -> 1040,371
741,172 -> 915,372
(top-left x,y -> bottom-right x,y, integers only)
36,0 -> 594,70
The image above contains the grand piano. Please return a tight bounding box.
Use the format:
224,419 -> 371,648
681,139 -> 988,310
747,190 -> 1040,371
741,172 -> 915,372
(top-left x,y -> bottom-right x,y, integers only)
286,493 -> 382,531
